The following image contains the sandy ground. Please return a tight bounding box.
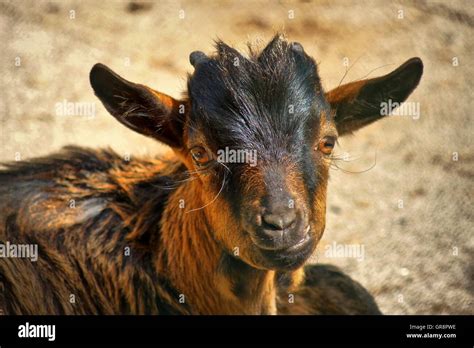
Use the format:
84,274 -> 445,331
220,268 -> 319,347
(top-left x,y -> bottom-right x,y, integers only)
0,0 -> 473,314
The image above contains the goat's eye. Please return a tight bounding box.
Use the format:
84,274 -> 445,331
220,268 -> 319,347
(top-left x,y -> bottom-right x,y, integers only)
190,146 -> 211,166
317,136 -> 336,155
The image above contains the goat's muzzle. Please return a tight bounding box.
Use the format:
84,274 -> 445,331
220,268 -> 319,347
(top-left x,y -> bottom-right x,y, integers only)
242,195 -> 315,270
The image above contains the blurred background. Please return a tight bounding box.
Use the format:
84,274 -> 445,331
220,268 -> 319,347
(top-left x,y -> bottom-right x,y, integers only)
0,0 -> 472,314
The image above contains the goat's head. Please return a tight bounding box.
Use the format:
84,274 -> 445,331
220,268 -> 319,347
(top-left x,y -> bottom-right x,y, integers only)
90,35 -> 423,272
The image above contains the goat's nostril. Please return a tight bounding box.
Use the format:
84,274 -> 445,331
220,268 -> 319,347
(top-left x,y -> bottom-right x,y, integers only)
262,211 -> 296,230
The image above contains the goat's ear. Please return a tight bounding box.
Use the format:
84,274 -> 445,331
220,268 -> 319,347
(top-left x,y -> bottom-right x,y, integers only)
325,57 -> 423,136
90,63 -> 184,148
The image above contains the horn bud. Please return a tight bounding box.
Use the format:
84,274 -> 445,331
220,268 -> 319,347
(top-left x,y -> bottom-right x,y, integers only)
290,42 -> 304,53
189,51 -> 208,67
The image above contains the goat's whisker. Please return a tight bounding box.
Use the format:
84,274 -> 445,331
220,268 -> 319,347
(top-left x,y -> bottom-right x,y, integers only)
329,149 -> 378,174
185,171 -> 228,213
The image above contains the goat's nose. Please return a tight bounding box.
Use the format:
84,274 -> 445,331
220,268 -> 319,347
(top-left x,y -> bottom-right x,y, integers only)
262,210 -> 296,230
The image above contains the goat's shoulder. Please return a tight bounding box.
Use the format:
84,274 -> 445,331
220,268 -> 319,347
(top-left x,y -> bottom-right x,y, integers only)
0,146 -> 182,239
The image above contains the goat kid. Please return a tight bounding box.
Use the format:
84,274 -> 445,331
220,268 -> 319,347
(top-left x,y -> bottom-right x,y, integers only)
0,35 -> 423,314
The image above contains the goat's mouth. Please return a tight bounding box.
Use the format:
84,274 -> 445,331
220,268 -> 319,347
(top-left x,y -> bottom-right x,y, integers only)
250,227 -> 316,270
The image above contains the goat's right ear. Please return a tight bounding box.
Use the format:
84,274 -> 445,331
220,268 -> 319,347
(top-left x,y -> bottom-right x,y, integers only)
90,63 -> 185,148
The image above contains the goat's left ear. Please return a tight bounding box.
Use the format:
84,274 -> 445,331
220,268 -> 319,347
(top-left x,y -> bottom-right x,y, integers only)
90,63 -> 185,148
325,57 -> 423,136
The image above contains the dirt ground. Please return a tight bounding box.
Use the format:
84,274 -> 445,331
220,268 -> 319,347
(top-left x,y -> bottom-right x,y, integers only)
1,0 -> 473,314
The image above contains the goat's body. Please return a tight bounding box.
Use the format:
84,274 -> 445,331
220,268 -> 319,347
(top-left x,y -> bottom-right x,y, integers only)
0,147 -> 185,314
0,146 -> 380,315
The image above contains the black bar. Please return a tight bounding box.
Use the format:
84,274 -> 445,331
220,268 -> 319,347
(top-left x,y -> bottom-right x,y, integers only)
0,315 -> 471,346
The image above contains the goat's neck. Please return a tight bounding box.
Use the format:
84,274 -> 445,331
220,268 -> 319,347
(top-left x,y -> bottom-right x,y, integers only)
156,180 -> 277,314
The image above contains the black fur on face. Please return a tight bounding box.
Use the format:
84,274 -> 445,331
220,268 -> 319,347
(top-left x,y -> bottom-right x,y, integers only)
187,35 -> 330,152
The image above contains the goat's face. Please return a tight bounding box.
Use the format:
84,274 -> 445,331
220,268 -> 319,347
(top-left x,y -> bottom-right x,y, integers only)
182,38 -> 334,270
90,35 -> 423,271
